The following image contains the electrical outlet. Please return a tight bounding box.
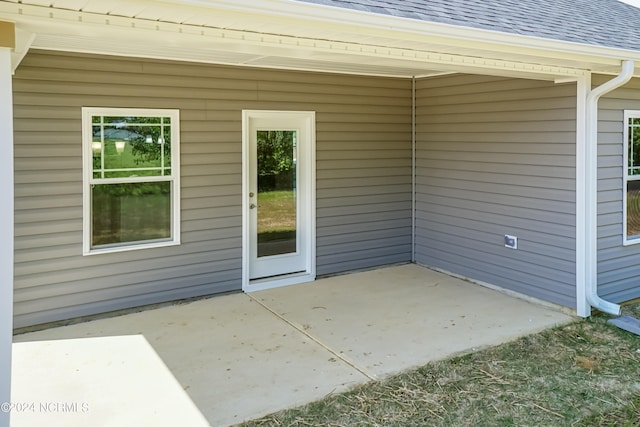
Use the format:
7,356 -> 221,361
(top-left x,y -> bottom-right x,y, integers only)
504,234 -> 518,249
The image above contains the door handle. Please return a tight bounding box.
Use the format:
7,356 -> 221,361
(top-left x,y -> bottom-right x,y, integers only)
250,203 -> 256,209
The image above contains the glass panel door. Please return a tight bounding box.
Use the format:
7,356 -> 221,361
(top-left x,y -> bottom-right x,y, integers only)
257,130 -> 298,257
243,110 -> 315,288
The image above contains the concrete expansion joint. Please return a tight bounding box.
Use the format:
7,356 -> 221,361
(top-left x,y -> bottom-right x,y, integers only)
247,294 -> 378,381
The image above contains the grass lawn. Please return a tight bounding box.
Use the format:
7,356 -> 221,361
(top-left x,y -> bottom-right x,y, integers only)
241,303 -> 640,427
258,190 -> 296,242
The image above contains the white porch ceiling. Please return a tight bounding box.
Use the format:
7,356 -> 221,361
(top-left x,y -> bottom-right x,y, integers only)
1,0 -> 637,79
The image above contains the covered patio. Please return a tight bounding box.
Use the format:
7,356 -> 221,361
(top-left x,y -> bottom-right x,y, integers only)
4,1 -> 640,425
12,264 -> 572,426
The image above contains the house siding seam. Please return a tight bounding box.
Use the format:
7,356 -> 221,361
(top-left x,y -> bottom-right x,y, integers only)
414,74 -> 578,309
596,75 -> 640,303
12,50 -> 413,328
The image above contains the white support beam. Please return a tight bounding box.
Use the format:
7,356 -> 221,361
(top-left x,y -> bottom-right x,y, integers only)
0,45 -> 14,427
575,74 -> 590,317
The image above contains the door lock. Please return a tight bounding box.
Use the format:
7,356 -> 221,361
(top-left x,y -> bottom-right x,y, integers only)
250,203 -> 256,209
249,192 -> 255,197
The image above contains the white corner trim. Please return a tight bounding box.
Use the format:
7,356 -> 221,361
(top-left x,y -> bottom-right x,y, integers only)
411,76 -> 416,263
0,47 -> 15,427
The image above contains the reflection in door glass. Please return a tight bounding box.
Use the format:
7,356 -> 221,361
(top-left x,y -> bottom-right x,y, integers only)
257,130 -> 297,257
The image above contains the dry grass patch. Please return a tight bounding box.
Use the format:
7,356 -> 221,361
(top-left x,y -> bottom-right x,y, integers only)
241,303 -> 640,427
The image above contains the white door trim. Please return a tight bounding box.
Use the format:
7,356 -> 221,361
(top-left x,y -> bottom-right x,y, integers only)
242,110 -> 316,292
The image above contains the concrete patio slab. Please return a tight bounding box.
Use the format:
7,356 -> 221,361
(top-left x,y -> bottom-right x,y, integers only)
251,264 -> 574,379
11,335 -> 209,427
13,294 -> 368,426
12,264 -> 575,426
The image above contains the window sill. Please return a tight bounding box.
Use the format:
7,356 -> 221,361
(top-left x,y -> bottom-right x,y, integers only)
83,239 -> 180,256
622,237 -> 640,246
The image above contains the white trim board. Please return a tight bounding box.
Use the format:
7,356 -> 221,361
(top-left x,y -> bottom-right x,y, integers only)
0,47 -> 15,427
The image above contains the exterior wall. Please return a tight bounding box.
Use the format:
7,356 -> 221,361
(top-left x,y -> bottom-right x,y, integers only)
597,75 -> 640,303
13,50 -> 412,328
414,74 -> 578,308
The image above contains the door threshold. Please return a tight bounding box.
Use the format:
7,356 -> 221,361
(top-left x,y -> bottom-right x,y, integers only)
246,272 -> 315,292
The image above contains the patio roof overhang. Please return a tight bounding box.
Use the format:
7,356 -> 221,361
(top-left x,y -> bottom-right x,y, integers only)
2,0 -> 640,81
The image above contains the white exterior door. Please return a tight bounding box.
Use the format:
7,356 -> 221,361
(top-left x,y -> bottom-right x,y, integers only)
242,111 -> 315,291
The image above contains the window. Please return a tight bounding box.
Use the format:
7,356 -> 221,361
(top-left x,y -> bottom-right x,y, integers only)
82,108 -> 180,254
624,110 -> 640,244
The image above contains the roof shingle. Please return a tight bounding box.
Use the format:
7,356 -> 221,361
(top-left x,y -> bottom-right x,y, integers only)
294,0 -> 640,52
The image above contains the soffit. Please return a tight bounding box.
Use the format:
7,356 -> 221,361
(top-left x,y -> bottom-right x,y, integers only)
0,0 -> 634,79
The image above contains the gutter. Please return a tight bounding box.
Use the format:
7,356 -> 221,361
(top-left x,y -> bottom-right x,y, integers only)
168,1 -> 640,66
583,59 -> 635,316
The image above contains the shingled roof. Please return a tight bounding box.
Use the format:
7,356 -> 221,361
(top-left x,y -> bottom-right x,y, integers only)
294,0 -> 640,52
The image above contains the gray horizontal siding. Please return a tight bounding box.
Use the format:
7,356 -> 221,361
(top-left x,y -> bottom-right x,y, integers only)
414,74 -> 577,309
313,78 -> 412,274
596,75 -> 640,303
13,50 -> 412,327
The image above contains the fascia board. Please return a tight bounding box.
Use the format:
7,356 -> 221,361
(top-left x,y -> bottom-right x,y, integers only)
5,8 -> 590,80
165,0 -> 640,64
3,0 -> 639,77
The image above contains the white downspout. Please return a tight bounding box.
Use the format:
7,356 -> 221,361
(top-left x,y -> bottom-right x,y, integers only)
584,59 -> 635,316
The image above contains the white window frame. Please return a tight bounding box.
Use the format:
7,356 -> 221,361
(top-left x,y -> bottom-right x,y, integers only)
82,107 -> 181,255
623,110 -> 640,245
